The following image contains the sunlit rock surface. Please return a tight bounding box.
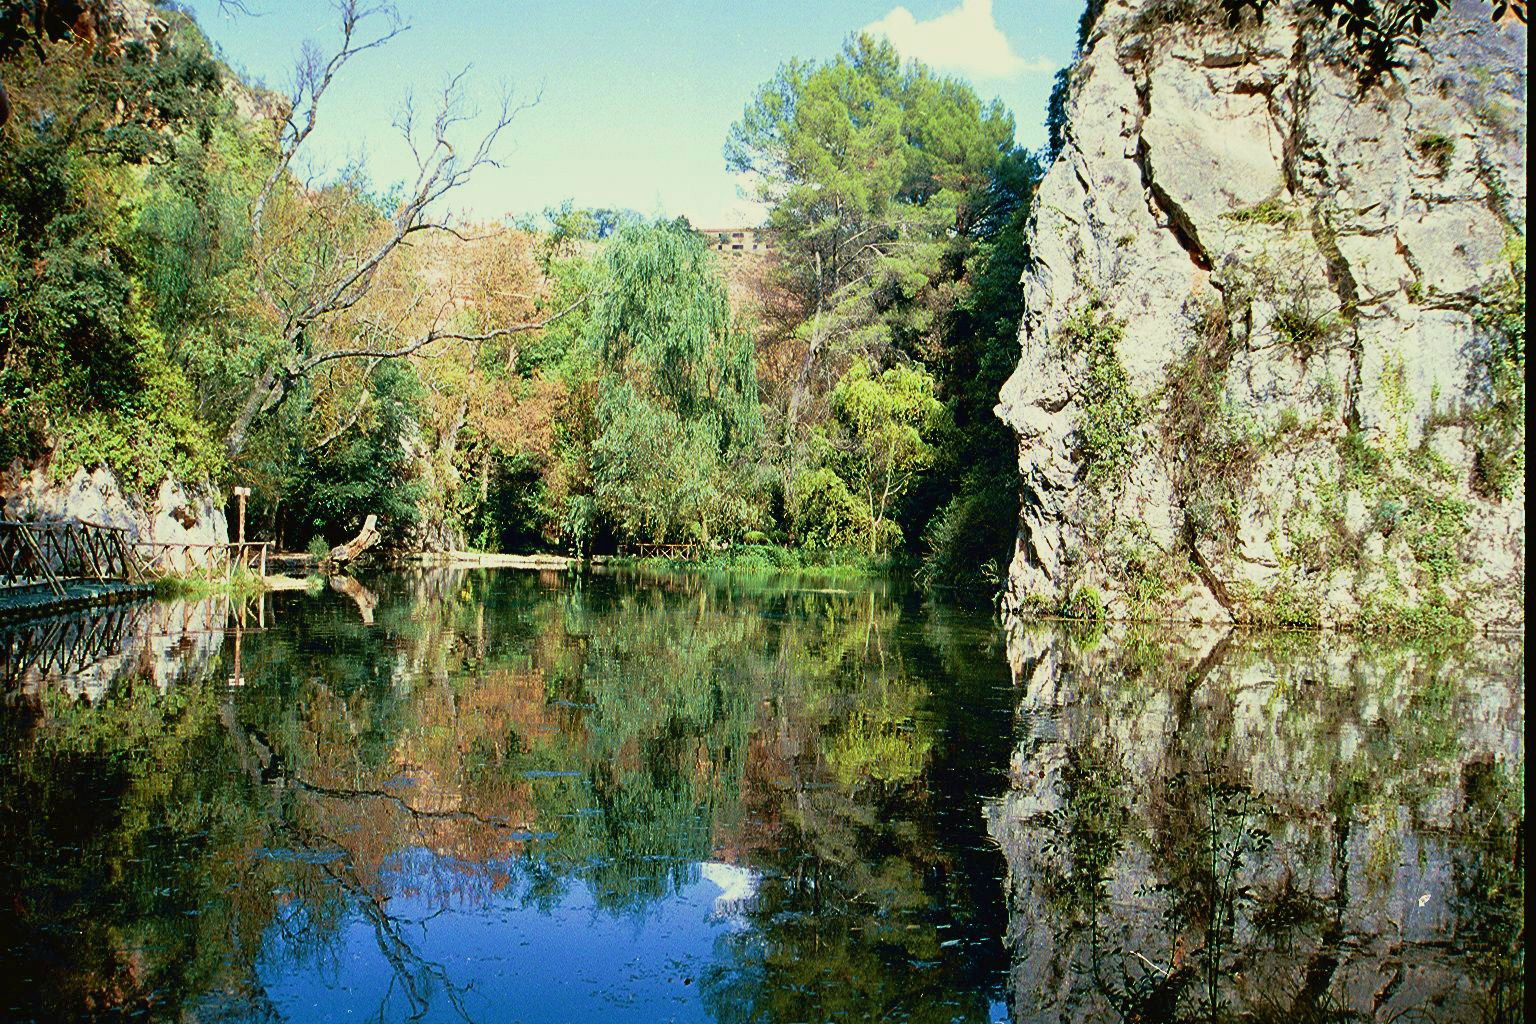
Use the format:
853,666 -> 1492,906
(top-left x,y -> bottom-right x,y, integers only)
0,461 -> 228,548
985,621 -> 1524,1022
998,0 -> 1526,629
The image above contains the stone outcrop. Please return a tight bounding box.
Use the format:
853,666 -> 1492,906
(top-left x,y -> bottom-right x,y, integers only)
0,461 -> 228,548
997,0 -> 1526,631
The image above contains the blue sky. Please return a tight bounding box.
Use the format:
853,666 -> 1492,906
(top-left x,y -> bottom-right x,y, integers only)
183,1 -> 1081,226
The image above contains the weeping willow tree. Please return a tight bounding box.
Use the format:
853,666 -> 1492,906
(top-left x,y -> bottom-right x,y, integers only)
587,222 -> 768,545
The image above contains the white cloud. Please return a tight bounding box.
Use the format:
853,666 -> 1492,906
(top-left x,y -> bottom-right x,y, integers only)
863,0 -> 1054,80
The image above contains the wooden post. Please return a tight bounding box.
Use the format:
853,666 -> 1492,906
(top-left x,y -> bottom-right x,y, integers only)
230,611 -> 243,687
18,524 -> 64,596
233,486 -> 251,547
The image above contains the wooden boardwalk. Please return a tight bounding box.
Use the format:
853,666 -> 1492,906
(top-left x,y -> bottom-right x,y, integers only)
0,579 -> 154,620
1,517 -> 279,621
0,519 -> 152,621
2,518 -> 275,605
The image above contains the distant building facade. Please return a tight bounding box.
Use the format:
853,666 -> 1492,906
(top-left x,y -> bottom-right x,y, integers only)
696,227 -> 773,253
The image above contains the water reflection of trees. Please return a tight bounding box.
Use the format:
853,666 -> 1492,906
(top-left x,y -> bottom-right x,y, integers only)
988,624 -> 1525,1024
0,570 -> 1015,1022
4,582 -> 1522,1023
701,583 -> 1012,1023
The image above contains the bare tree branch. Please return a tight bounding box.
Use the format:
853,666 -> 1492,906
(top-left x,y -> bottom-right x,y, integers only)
298,291 -> 591,373
225,11 -> 558,460
250,1 -> 404,260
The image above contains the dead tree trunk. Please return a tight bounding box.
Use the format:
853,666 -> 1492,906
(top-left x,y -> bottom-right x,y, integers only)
324,514 -> 380,576
329,574 -> 378,624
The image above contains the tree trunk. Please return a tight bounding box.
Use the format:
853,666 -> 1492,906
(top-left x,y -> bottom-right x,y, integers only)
868,490 -> 878,557
324,514 -> 380,576
225,365 -> 283,459
440,394 -> 469,461
329,574 -> 379,624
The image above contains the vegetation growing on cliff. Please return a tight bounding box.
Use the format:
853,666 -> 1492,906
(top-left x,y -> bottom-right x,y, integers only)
0,5 -> 228,489
1468,237 -> 1525,500
1058,302 -> 1140,489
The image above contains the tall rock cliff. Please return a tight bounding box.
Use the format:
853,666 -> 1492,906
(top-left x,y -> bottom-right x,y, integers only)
0,462 -> 229,550
997,0 -> 1526,631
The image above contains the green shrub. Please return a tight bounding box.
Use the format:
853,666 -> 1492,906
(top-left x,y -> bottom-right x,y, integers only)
52,336 -> 226,491
1405,492 -> 1471,583
1416,133 -> 1456,177
1059,585 -> 1106,621
1060,302 -> 1141,488
629,542 -> 891,579
917,471 -> 1016,601
703,543 -> 801,572
1270,301 -> 1338,360
1241,580 -> 1322,629
1222,197 -> 1297,227
1111,526 -> 1185,619
1357,594 -> 1472,637
789,466 -> 868,549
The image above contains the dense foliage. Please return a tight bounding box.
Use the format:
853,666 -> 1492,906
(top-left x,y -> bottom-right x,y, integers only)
719,34 -> 1041,594
586,223 -> 767,547
0,7 -> 229,489
0,10 -> 1039,595
1218,0 -> 1521,81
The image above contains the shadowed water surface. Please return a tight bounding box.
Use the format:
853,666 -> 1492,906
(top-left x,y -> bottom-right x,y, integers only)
0,569 -> 1522,1023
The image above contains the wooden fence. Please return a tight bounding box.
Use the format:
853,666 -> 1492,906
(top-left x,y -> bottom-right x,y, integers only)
0,519 -> 142,596
623,542 -> 703,560
134,539 -> 271,579
0,518 -> 272,594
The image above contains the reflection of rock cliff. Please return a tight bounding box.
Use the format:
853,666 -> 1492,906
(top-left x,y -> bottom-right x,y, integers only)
985,624 -> 1524,1022
0,597 -> 236,701
998,0 -> 1525,629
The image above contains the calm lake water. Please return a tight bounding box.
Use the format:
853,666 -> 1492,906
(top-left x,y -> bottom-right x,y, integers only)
0,569 -> 1523,1023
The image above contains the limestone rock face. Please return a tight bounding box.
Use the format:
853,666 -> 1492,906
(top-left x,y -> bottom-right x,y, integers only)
998,0 -> 1525,630
0,461 -> 228,548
